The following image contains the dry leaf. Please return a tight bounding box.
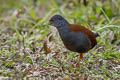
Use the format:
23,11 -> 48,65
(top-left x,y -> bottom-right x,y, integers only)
43,41 -> 51,54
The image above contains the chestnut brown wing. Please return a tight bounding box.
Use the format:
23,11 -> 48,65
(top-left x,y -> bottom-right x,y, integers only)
69,24 -> 97,48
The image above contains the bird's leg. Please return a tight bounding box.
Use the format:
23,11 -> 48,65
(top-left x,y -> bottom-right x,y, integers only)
80,53 -> 83,60
63,45 -> 66,48
76,53 -> 83,67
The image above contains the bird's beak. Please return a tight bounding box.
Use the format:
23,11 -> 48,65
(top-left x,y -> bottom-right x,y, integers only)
42,21 -> 51,27
48,21 -> 52,25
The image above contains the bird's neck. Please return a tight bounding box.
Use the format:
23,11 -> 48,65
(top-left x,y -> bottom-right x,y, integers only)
57,24 -> 69,33
55,20 -> 70,37
56,24 -> 70,39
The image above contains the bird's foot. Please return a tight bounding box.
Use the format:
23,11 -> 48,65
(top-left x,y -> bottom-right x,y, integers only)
75,53 -> 83,67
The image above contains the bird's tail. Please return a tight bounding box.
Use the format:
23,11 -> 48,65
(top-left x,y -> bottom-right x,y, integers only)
94,32 -> 99,37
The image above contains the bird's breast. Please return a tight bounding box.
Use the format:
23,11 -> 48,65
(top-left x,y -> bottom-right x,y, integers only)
58,30 -> 91,53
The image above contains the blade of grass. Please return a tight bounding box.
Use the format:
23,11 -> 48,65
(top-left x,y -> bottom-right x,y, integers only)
100,8 -> 111,24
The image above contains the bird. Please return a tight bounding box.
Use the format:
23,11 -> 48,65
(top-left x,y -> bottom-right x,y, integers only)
49,15 -> 99,63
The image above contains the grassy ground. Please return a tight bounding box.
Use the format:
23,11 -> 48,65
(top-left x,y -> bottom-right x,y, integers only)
0,0 -> 120,80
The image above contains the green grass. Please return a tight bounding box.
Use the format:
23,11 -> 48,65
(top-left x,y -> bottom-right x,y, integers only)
0,0 -> 120,79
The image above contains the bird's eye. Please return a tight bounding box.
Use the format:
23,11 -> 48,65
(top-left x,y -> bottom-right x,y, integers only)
50,18 -> 55,22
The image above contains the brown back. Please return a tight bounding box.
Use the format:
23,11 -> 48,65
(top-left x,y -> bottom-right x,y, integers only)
69,24 -> 97,48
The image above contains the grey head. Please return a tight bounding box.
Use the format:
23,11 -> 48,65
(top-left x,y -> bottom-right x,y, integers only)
49,15 -> 69,29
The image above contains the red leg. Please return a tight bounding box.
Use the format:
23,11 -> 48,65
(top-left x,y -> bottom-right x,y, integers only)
80,53 -> 83,60
76,53 -> 83,67
63,45 -> 66,48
